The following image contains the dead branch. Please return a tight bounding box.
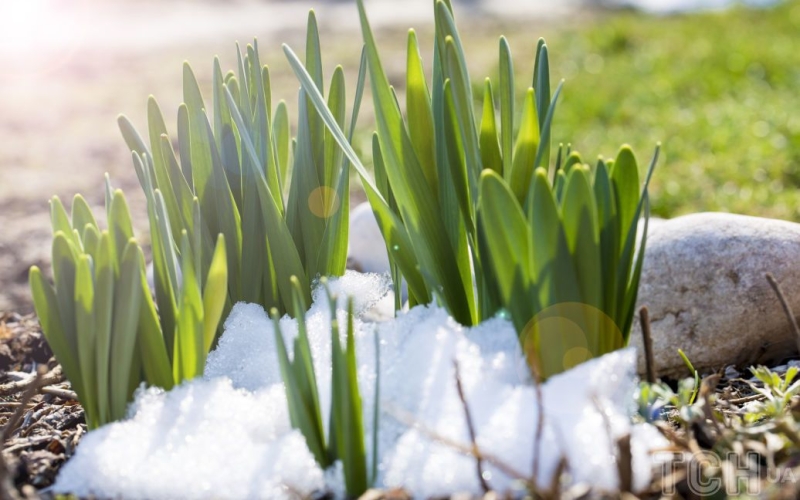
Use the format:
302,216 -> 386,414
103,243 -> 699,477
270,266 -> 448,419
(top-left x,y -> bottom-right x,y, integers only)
0,366 -> 45,500
639,306 -> 656,384
528,353 -> 545,491
0,367 -> 63,397
383,402 -> 530,486
453,360 -> 490,493
38,386 -> 77,401
766,273 -> 800,353
616,434 -> 633,494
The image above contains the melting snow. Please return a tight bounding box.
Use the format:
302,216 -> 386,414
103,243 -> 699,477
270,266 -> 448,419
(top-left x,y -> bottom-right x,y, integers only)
53,271 -> 666,499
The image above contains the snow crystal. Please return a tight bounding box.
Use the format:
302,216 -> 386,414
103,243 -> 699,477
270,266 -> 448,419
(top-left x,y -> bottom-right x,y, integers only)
53,271 -> 666,499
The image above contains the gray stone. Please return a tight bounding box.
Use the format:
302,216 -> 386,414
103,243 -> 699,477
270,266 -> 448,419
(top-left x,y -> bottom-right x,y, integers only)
630,212 -> 800,378
347,202 -> 391,275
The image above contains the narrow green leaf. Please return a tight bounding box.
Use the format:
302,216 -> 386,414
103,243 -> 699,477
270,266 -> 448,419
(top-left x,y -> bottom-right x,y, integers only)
305,10 -> 325,174
282,45 -> 374,194
533,40 -> 551,146
262,62 -> 273,119
241,173 -> 267,305
477,170 -> 533,332
234,43 -> 253,128
201,113 -> 243,301
288,277 -> 323,422
213,57 -> 244,212
273,101 -> 292,192
136,254 -> 173,390
443,34 -> 481,213
594,160 -> 620,323
563,151 -> 583,174
159,134 -> 194,232
177,104 -> 194,187
173,232 -> 205,381
183,62 -> 214,206
339,297 -> 368,495
620,194 -> 650,340
81,224 -> 101,262
498,36 -> 514,177
202,234 -> 228,352
323,66 -> 347,190
117,114 -> 149,162
29,266 -> 82,400
51,233 -> 79,363
479,79 -> 502,174
153,190 -> 181,298
247,45 -> 283,209
613,146 -> 659,339
611,145 -> 640,251
109,240 -> 144,421
316,152 -> 350,277
147,97 -> 183,238
370,327 -> 380,486
442,82 -> 477,317
74,254 -> 97,428
50,197 -> 79,248
618,146 -> 659,338
532,80 -> 564,176
291,89 -> 327,279
406,29 -> 437,195
93,232 -> 114,425
528,169 -> 580,308
71,195 -> 98,240
560,168 -> 602,355
508,89 -> 539,202
369,144 -> 429,303
108,190 -> 135,268
271,307 -> 328,467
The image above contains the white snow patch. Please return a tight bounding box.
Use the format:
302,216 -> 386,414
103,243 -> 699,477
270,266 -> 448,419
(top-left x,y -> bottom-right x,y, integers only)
53,271 -> 666,499
605,0 -> 779,14
52,379 -> 322,499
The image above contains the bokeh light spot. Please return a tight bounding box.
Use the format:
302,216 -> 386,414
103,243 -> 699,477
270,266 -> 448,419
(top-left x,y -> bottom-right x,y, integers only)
562,346 -> 593,371
307,186 -> 340,219
520,302 -> 623,379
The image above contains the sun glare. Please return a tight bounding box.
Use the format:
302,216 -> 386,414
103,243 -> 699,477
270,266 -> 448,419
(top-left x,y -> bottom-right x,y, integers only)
0,0 -> 85,77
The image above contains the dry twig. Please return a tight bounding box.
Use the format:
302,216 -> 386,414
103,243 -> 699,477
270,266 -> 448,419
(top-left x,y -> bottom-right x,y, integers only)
0,367 -> 63,397
453,360 -> 490,493
616,434 -> 633,494
639,306 -> 656,384
38,387 -> 77,401
766,273 -> 800,353
525,354 -> 546,492
383,402 -> 530,485
0,367 -> 45,500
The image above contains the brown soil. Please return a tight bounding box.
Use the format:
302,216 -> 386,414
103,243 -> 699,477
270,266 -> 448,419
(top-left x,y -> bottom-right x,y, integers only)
0,313 -> 83,498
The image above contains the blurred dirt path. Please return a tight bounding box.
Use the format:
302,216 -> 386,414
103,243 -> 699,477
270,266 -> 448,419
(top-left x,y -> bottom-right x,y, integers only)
0,0 -> 577,313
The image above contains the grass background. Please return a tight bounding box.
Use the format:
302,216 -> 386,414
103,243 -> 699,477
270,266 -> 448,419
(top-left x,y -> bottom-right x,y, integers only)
549,1 -> 800,219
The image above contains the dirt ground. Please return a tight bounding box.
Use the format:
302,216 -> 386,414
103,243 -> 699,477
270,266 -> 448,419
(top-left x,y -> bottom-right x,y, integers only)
0,0 -> 574,315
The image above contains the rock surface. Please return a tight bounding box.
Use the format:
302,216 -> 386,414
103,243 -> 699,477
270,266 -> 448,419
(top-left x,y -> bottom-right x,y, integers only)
631,212 -> 800,378
347,202 -> 391,275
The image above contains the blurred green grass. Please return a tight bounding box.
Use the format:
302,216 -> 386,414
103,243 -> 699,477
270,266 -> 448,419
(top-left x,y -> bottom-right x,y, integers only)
545,0 -> 800,219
